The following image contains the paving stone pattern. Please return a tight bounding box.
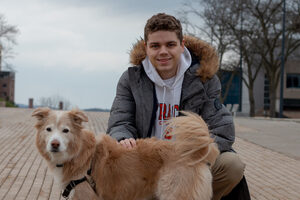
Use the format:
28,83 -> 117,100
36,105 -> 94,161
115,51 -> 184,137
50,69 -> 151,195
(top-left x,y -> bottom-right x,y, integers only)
0,108 -> 299,200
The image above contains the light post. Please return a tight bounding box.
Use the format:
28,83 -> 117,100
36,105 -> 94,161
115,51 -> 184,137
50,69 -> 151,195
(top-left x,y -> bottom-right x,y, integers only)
279,0 -> 286,118
0,44 -> 2,71
239,0 -> 244,112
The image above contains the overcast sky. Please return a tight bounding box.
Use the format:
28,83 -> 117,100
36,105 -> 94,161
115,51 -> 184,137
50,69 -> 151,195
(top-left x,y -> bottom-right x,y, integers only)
0,0 -> 191,109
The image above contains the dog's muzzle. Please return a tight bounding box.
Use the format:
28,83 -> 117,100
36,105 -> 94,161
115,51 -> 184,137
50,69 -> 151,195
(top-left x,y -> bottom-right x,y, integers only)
50,139 -> 60,152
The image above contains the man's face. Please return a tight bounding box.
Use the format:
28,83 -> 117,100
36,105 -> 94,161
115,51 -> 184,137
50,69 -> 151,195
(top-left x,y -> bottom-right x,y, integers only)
145,31 -> 184,80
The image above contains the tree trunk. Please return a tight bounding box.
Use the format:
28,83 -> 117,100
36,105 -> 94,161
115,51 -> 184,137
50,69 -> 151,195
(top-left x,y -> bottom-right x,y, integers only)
248,81 -> 255,117
0,45 -> 2,71
269,81 -> 277,118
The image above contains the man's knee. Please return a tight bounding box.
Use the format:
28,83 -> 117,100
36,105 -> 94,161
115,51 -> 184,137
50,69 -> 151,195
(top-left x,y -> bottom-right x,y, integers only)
212,152 -> 245,184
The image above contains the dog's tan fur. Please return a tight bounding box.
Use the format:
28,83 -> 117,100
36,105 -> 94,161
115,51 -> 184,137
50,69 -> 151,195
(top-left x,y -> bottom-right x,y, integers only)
33,108 -> 219,200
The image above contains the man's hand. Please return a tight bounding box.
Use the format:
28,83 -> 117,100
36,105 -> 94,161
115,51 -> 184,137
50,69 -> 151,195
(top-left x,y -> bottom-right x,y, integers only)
119,138 -> 137,149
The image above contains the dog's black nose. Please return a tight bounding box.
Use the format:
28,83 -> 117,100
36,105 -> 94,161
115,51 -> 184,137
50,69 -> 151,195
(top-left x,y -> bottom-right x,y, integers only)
51,139 -> 60,151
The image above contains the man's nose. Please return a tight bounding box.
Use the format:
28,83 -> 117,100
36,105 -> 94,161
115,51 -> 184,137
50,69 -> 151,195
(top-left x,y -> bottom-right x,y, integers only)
159,46 -> 168,54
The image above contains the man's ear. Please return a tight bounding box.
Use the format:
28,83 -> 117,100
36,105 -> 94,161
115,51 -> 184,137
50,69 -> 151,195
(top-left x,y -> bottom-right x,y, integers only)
32,107 -> 51,120
180,39 -> 185,51
68,109 -> 88,125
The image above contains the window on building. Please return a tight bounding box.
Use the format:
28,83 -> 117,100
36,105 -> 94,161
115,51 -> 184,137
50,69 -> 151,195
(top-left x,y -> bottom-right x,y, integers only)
287,74 -> 300,88
2,84 -> 7,88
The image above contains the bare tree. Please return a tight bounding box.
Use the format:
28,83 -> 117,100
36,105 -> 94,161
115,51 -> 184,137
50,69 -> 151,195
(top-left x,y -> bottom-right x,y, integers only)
0,14 -> 19,71
178,0 -> 259,116
38,95 -> 72,110
178,0 -> 241,104
178,0 -> 300,117
244,0 -> 300,117
223,0 -> 264,117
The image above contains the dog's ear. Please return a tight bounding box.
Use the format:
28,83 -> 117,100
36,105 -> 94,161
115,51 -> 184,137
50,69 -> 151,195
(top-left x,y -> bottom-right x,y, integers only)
32,107 -> 51,120
69,109 -> 88,126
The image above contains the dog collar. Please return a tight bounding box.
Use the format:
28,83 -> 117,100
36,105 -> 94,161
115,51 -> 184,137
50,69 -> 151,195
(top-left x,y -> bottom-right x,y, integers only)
56,164 -> 64,168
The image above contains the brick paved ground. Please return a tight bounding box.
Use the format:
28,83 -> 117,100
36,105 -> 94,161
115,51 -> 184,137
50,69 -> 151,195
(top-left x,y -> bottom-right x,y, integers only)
0,107 -> 299,200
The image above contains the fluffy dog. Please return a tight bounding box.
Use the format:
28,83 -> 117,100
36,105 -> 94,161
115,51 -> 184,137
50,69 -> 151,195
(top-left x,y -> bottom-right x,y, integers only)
32,108 -> 219,200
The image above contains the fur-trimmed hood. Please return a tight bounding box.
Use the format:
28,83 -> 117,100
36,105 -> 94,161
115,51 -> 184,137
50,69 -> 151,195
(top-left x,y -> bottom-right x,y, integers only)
129,35 -> 219,82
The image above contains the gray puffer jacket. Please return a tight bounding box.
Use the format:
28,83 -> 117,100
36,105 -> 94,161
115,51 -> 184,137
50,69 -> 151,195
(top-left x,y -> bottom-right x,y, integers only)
107,35 -> 234,153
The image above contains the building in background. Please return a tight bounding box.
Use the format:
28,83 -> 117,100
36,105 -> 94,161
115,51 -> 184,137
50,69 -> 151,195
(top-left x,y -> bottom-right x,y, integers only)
220,50 -> 300,117
219,69 -> 241,109
0,46 -> 15,104
262,56 -> 300,117
0,71 -> 15,102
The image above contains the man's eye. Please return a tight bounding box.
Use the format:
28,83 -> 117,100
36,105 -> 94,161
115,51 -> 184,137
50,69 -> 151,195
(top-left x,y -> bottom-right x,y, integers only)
168,43 -> 176,47
46,127 -> 52,132
150,45 -> 159,48
62,128 -> 69,133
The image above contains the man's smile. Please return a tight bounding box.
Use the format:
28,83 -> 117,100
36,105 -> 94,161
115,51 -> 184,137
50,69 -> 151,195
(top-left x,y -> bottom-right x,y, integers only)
157,58 -> 171,64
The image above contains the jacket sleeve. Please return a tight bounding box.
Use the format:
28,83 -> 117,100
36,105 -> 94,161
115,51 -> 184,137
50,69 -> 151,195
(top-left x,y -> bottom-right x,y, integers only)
201,75 -> 235,152
106,70 -> 138,141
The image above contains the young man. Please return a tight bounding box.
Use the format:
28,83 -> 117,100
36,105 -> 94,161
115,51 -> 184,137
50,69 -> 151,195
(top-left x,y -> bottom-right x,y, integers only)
107,13 -> 249,200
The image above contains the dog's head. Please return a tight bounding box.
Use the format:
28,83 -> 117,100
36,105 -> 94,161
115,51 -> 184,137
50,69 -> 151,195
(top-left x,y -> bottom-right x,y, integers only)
32,108 -> 88,164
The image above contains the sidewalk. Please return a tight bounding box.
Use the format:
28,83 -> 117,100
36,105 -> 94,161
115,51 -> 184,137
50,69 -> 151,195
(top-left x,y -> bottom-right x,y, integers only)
234,116 -> 300,199
234,117 -> 300,160
0,107 -> 299,200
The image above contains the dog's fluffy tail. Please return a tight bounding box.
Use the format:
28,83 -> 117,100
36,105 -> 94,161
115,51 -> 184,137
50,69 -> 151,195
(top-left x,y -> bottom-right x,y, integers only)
167,111 -> 219,166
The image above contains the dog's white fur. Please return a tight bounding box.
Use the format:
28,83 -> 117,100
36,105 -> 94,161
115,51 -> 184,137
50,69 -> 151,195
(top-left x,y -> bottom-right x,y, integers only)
33,108 -> 219,200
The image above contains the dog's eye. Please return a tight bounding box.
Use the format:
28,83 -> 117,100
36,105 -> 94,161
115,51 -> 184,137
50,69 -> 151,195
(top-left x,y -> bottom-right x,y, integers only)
46,127 -> 52,132
62,128 -> 69,133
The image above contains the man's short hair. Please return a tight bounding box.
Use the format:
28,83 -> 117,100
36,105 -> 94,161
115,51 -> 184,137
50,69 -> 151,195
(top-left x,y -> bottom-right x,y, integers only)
144,13 -> 183,43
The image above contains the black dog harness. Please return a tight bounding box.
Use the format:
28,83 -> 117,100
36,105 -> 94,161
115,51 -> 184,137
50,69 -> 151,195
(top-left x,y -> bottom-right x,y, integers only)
56,164 -> 96,199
